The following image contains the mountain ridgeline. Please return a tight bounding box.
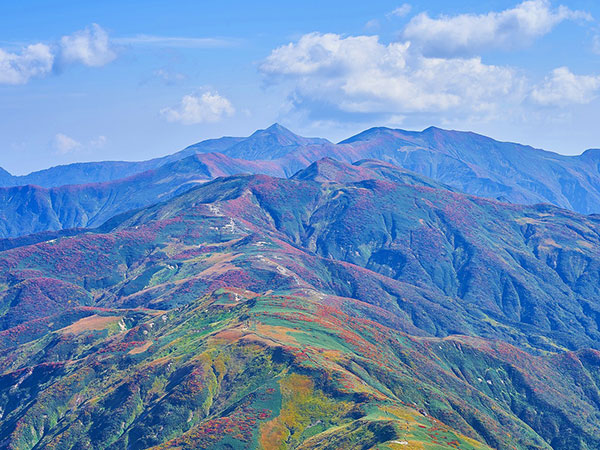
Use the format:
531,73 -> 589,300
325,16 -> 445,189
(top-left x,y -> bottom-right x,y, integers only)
1,125 -> 600,449
1,123 -> 600,238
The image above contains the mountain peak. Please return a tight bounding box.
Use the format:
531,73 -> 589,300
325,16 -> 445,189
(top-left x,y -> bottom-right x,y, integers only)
422,125 -> 442,133
291,157 -> 360,182
223,124 -> 331,160
251,123 -> 301,141
338,126 -> 423,145
291,157 -> 447,189
265,122 -> 288,132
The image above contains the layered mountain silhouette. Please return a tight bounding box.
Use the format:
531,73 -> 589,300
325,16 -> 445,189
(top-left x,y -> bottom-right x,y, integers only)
340,126 -> 600,214
1,125 -> 600,449
0,153 -> 284,238
1,160 -> 600,448
2,124 -> 600,239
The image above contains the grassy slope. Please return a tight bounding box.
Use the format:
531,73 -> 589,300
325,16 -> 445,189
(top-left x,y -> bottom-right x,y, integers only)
0,289 -> 539,449
3,289 -> 600,449
1,172 -> 600,448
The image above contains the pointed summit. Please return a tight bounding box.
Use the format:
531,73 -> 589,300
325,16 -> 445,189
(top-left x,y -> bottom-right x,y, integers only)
264,122 -> 289,133
222,124 -> 331,160
248,123 -> 302,145
291,158 -> 366,183
422,125 -> 442,133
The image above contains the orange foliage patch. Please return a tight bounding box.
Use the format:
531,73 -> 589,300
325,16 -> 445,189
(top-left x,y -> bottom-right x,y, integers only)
128,340 -> 153,355
198,253 -> 239,277
59,314 -> 122,334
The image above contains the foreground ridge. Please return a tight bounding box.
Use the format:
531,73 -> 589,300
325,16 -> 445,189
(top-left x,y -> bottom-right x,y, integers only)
0,167 -> 600,448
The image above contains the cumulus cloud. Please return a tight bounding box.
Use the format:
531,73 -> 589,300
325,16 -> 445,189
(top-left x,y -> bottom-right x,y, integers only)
90,135 -> 107,148
53,133 -> 81,154
0,43 -> 54,85
403,0 -> 591,57
530,67 -> 600,106
0,24 -> 115,84
388,4 -> 412,18
161,92 -> 235,124
260,33 -> 521,117
59,24 -> 116,67
53,133 -> 107,154
154,69 -> 186,85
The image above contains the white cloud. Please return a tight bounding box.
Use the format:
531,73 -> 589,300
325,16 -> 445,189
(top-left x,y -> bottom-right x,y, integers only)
161,92 -> 235,124
403,0 -> 591,57
530,67 -> 600,106
388,4 -> 412,18
261,33 -> 521,117
0,24 -> 115,85
113,35 -> 235,48
53,134 -> 107,154
53,133 -> 81,154
59,24 -> 116,67
365,19 -> 380,31
90,135 -> 107,148
154,69 -> 186,85
0,43 -> 54,84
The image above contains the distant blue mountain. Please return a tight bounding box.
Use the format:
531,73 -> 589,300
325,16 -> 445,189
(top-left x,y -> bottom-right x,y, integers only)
336,126 -> 600,214
0,136 -> 246,188
219,123 -> 332,159
1,123 -> 600,239
0,152 -> 285,238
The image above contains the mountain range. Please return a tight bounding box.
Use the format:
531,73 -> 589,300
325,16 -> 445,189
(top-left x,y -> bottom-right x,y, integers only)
1,125 -> 600,449
2,124 -> 600,238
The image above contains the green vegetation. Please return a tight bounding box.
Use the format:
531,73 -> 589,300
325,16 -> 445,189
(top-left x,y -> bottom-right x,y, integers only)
1,166 -> 600,448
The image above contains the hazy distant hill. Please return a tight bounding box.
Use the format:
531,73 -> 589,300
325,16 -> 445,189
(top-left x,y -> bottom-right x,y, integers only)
0,136 -> 245,188
3,123 -> 600,215
0,156 -> 457,239
0,153 -> 283,238
338,126 -> 600,214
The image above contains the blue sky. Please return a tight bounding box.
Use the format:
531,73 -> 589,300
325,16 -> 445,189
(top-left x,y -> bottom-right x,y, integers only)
1,0 -> 600,174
